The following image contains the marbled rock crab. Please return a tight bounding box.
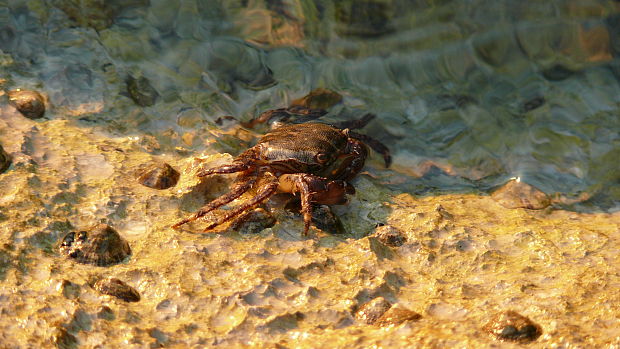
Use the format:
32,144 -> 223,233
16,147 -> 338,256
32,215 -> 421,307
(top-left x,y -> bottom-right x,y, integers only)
173,109 -> 391,235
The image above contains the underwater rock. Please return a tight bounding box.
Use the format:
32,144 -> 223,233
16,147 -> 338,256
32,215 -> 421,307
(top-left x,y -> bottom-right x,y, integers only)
7,89 -> 45,119
484,310 -> 542,343
126,75 -> 159,107
372,224 -> 406,247
0,144 -> 10,173
355,296 -> 392,325
137,163 -> 180,189
491,179 -> 550,210
290,88 -> 342,110
91,277 -> 140,302
59,224 -> 131,266
374,304 -> 422,327
335,0 -> 394,37
231,208 -> 276,234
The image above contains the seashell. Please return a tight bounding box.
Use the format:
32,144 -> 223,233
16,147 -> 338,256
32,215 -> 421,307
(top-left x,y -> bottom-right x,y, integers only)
231,208 -> 276,234
59,224 -> 131,266
91,277 -> 140,302
484,310 -> 542,343
373,224 -> 406,247
0,144 -> 10,173
137,163 -> 180,189
374,304 -> 421,326
354,297 -> 392,325
7,89 -> 46,119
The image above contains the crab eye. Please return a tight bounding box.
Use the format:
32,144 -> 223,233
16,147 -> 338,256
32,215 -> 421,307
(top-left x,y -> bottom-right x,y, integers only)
315,153 -> 329,163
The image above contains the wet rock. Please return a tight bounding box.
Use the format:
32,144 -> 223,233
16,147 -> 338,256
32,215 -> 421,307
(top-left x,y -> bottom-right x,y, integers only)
354,297 -> 392,325
311,205 -> 345,234
52,327 -> 77,349
335,1 -> 394,37
136,163 -> 180,189
97,306 -> 115,321
7,89 -> 45,119
374,304 -> 422,327
372,225 -> 406,247
126,75 -> 159,107
91,277 -> 140,302
484,310 -> 542,343
231,208 -> 276,234
291,88 -> 343,110
59,224 -> 131,266
491,180 -> 551,209
60,280 -> 81,300
0,144 -> 10,173
522,96 -> 545,112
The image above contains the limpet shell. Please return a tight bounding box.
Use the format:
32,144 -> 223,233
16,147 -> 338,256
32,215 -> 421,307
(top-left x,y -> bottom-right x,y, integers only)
59,224 -> 131,266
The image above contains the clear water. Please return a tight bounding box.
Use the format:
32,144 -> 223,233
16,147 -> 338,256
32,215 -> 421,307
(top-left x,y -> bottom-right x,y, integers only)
3,0 -> 620,209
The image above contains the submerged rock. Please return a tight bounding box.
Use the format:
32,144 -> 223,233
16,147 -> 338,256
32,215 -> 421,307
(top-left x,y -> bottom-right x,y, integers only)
137,163 -> 180,189
491,179 -> 551,209
126,75 -> 159,107
91,277 -> 140,302
291,88 -> 342,110
484,310 -> 542,343
7,89 -> 45,119
0,144 -> 10,173
59,224 -> 131,266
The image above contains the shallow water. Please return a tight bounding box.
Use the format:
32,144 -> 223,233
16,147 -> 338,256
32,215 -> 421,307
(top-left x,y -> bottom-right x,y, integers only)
1,1 -> 620,348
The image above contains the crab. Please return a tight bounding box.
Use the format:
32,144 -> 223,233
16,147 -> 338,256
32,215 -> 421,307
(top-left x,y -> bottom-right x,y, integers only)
172,109 -> 391,235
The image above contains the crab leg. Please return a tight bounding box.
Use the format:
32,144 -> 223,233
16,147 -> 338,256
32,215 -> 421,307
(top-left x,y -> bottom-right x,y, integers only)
201,174 -> 280,232
197,148 -> 259,177
348,131 -> 392,168
172,168 -> 259,229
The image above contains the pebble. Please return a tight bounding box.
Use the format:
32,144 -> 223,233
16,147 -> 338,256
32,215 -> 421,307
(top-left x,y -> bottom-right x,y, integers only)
136,162 -> 180,189
7,89 -> 46,119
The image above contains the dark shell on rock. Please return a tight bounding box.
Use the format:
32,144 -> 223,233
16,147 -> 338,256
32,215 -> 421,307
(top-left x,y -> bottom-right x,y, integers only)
373,225 -> 406,247
92,277 -> 140,302
7,89 -> 46,119
374,304 -> 422,327
137,163 -> 180,189
354,297 -> 392,325
0,144 -> 11,173
126,75 -> 159,107
484,310 -> 542,343
59,224 -> 131,266
231,208 -> 276,234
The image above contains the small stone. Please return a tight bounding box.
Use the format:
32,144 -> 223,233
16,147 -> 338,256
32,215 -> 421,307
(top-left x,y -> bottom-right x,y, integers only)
60,280 -> 81,300
373,225 -> 406,247
52,327 -> 78,349
126,75 -> 159,107
59,224 -> 131,266
374,304 -> 422,327
136,163 -> 180,189
291,88 -> 343,110
231,208 -> 276,234
491,180 -> 551,209
91,277 -> 140,302
97,306 -> 115,320
0,144 -> 10,173
484,310 -> 542,343
7,89 -> 46,119
355,297 -> 392,325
